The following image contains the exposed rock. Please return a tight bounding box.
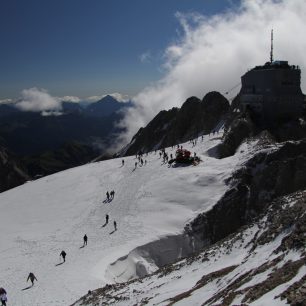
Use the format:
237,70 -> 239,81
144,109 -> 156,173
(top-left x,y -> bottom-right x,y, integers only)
189,139 -> 306,245
242,257 -> 306,304
123,91 -> 229,156
277,274 -> 306,305
0,146 -> 30,192
216,115 -> 255,158
167,265 -> 237,305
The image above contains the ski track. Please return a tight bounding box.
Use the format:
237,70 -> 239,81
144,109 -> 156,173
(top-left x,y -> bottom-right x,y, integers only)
0,133 -> 244,305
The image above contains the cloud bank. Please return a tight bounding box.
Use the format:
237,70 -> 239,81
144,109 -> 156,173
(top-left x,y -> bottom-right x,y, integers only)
117,0 -> 306,147
60,96 -> 81,103
15,88 -> 62,114
0,98 -> 13,105
12,89 -> 130,114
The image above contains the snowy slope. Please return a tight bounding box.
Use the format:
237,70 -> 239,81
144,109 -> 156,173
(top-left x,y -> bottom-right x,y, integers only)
0,133 -> 246,306
72,191 -> 306,306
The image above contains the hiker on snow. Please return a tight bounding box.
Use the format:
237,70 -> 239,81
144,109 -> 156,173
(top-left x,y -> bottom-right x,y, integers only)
83,234 -> 88,246
122,159 -> 124,166
106,191 -> 110,201
106,214 -> 109,224
110,190 -> 115,198
60,250 -> 67,262
27,272 -> 38,286
0,288 -> 7,306
114,221 -> 117,231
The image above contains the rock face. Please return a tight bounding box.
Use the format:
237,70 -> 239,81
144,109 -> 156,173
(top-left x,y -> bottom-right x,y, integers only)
216,115 -> 255,158
189,139 -> 306,244
123,91 -> 229,156
0,146 -> 30,192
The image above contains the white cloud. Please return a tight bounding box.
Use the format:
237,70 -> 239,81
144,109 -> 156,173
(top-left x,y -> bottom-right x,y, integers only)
14,89 -> 130,114
15,88 -> 62,113
41,110 -> 63,116
59,96 -> 81,103
140,51 -> 152,63
0,98 -> 13,104
107,93 -> 130,103
116,0 -> 306,147
85,95 -> 103,103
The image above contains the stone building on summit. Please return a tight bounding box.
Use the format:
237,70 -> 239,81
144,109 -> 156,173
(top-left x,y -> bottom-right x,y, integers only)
240,30 -> 304,122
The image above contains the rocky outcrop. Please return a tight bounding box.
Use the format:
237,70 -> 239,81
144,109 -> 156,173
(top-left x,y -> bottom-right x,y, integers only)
124,91 -> 229,156
188,139 -> 306,244
0,146 -> 30,192
125,107 -> 179,155
216,114 -> 255,158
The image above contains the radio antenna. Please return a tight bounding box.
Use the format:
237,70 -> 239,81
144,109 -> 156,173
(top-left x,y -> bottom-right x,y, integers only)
270,29 -> 273,63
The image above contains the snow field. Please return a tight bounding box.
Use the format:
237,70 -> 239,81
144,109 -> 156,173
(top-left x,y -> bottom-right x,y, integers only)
0,133 -> 238,305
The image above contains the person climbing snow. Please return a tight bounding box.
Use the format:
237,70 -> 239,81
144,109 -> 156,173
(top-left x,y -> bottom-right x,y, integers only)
122,159 -> 124,166
60,250 -> 67,262
106,214 -> 109,224
0,288 -> 7,306
111,190 -> 115,198
83,234 -> 88,246
27,272 -> 38,286
114,220 -> 117,231
106,191 -> 110,201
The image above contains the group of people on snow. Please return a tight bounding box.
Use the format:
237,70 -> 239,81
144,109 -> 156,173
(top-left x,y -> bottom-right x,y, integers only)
1,139 -> 205,304
106,190 -> 115,201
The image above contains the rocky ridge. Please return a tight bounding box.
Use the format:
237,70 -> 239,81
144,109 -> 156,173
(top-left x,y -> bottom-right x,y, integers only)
123,91 -> 229,156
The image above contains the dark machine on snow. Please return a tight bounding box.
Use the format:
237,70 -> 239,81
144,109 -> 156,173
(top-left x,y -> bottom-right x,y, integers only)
168,148 -> 200,166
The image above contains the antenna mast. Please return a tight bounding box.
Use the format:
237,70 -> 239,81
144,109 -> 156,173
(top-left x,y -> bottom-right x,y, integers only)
270,29 -> 273,63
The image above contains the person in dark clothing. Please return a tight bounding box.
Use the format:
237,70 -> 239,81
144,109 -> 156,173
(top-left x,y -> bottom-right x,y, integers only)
135,162 -> 137,168
83,234 -> 88,246
27,272 -> 38,286
60,250 -> 67,262
111,190 -> 115,198
106,214 -> 109,224
0,288 -> 7,306
106,191 -> 110,201
114,221 -> 117,231
122,159 -> 124,166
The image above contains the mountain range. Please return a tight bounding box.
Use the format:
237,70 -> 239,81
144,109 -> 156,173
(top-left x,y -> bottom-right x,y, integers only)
0,95 -> 130,191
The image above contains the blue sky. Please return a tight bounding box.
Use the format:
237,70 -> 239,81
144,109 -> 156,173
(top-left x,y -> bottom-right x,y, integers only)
0,0 -> 234,99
